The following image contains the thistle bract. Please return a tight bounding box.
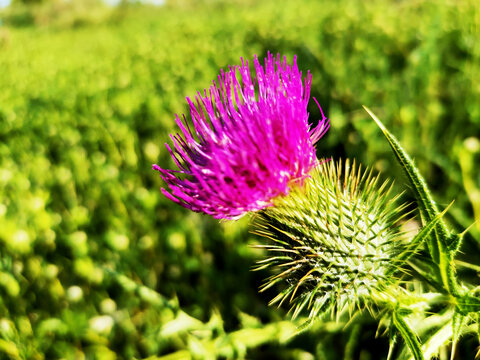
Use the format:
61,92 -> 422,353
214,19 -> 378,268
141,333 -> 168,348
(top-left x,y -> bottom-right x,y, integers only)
153,53 -> 329,219
254,159 -> 409,319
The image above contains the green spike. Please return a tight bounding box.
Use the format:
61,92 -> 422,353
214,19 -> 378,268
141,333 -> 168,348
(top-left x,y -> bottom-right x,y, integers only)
448,221 -> 477,253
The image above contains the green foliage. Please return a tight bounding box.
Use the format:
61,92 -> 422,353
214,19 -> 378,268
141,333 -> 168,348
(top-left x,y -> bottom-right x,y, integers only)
0,0 -> 479,358
2,0 -> 110,28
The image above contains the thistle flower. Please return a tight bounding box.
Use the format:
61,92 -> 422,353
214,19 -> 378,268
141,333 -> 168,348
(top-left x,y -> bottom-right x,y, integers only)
254,159 -> 409,319
153,53 -> 329,219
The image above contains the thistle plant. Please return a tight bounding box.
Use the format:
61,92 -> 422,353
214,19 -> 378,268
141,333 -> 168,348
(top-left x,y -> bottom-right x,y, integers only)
153,54 -> 480,359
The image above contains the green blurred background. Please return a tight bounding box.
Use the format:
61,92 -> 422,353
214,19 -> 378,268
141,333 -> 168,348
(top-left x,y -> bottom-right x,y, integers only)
0,0 -> 479,358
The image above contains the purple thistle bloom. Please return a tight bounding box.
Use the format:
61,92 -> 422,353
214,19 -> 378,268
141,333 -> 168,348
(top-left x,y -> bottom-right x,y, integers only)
153,53 -> 329,219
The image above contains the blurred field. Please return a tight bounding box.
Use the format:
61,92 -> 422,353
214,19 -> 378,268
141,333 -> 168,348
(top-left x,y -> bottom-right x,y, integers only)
0,0 -> 479,358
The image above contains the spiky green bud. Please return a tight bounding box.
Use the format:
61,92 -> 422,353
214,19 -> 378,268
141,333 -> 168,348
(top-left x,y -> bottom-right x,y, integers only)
254,159 -> 409,319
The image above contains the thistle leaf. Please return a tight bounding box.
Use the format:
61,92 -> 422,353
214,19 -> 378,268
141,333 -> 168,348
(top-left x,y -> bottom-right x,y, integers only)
363,106 -> 450,264
392,311 -> 425,360
363,106 -> 462,297
451,311 -> 466,360
456,295 -> 480,315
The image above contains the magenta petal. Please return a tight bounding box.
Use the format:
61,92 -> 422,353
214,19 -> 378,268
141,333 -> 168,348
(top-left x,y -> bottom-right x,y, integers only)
152,52 -> 330,219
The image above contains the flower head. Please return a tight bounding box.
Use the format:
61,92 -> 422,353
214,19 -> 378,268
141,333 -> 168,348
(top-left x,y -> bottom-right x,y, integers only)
254,159 -> 409,318
153,53 -> 329,219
